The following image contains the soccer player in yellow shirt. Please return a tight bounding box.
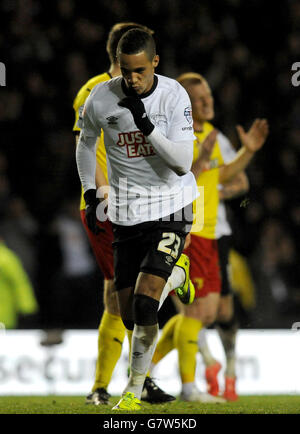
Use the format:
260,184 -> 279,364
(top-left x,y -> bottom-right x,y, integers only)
150,72 -> 269,402
73,22 -> 175,405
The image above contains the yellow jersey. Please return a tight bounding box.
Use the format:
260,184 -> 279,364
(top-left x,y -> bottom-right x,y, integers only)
192,121 -> 224,239
73,72 -> 111,210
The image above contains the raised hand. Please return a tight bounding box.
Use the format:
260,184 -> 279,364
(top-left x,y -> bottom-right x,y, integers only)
236,119 -> 269,153
118,97 -> 154,136
196,128 -> 218,171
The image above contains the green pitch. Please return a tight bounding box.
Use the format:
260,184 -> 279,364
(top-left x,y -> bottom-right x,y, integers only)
1,395 -> 300,414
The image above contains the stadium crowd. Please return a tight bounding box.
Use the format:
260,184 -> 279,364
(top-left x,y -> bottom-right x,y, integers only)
0,0 -> 299,329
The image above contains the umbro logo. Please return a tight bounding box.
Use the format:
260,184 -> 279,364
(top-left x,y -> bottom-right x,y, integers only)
133,351 -> 143,359
113,337 -> 123,346
106,116 -> 118,125
165,255 -> 173,265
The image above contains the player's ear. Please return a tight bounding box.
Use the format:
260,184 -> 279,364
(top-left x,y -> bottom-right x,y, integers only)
153,55 -> 159,68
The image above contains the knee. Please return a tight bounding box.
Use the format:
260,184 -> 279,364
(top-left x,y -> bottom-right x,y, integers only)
217,309 -> 233,323
105,291 -> 120,316
184,299 -> 217,326
122,319 -> 134,331
135,272 -> 166,300
103,280 -> 120,315
202,309 -> 218,327
133,294 -> 159,326
217,298 -> 234,323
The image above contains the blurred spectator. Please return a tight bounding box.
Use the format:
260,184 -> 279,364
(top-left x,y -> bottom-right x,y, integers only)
0,196 -> 38,282
250,218 -> 300,326
0,238 -> 38,329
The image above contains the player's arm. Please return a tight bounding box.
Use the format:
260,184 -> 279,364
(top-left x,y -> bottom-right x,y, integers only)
76,133 -> 98,192
118,94 -> 194,176
191,129 -> 217,179
75,134 -> 107,189
147,130 -> 193,175
219,171 -> 249,200
219,118 -> 269,184
76,100 -> 103,234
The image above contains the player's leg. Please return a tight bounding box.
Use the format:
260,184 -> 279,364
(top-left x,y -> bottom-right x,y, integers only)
129,228 -> 196,401
149,244 -> 194,375
190,237 -> 223,397
124,273 -> 164,398
215,235 -> 239,401
216,294 -> 238,400
130,259 -> 194,400
174,302 -> 204,400
142,253 -> 195,404
110,222 -> 150,410
158,255 -> 194,309
176,295 -> 224,402
113,274 -> 164,410
113,212 -> 191,410
196,293 -> 222,397
175,236 -> 224,402
150,313 -> 181,373
157,235 -> 221,397
129,255 -> 190,362
122,265 -> 190,404
156,207 -> 195,310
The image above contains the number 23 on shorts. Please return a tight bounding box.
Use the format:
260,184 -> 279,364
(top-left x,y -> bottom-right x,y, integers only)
157,232 -> 181,260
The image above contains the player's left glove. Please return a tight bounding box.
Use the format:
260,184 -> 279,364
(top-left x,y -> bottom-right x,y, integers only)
118,96 -> 154,136
84,189 -> 105,235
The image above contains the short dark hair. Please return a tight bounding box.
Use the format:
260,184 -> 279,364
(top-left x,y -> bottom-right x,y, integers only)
117,28 -> 156,61
107,23 -> 154,64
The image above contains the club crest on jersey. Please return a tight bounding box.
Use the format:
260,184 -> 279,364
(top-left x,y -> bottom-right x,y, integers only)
117,131 -> 156,158
150,113 -> 167,126
184,106 -> 193,124
106,115 -> 118,125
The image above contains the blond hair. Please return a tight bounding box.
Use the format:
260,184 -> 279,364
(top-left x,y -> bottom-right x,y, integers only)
176,72 -> 208,88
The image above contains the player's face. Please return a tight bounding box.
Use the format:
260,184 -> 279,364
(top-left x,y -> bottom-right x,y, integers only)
119,51 -> 159,95
185,82 -> 214,123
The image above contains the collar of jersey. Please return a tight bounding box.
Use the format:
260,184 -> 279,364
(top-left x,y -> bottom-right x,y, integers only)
121,75 -> 158,99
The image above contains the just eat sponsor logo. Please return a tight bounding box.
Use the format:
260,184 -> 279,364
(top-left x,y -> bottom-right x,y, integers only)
117,131 -> 156,158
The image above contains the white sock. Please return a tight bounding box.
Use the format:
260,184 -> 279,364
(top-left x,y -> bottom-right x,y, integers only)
169,265 -> 185,288
198,328 -> 216,366
124,323 -> 159,399
158,266 -> 185,310
181,381 -> 195,397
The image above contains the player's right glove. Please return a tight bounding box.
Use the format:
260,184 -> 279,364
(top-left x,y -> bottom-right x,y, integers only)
84,189 -> 104,235
118,96 -> 154,136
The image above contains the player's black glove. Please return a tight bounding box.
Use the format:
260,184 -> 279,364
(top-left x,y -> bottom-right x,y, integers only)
84,189 -> 104,235
118,96 -> 154,136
